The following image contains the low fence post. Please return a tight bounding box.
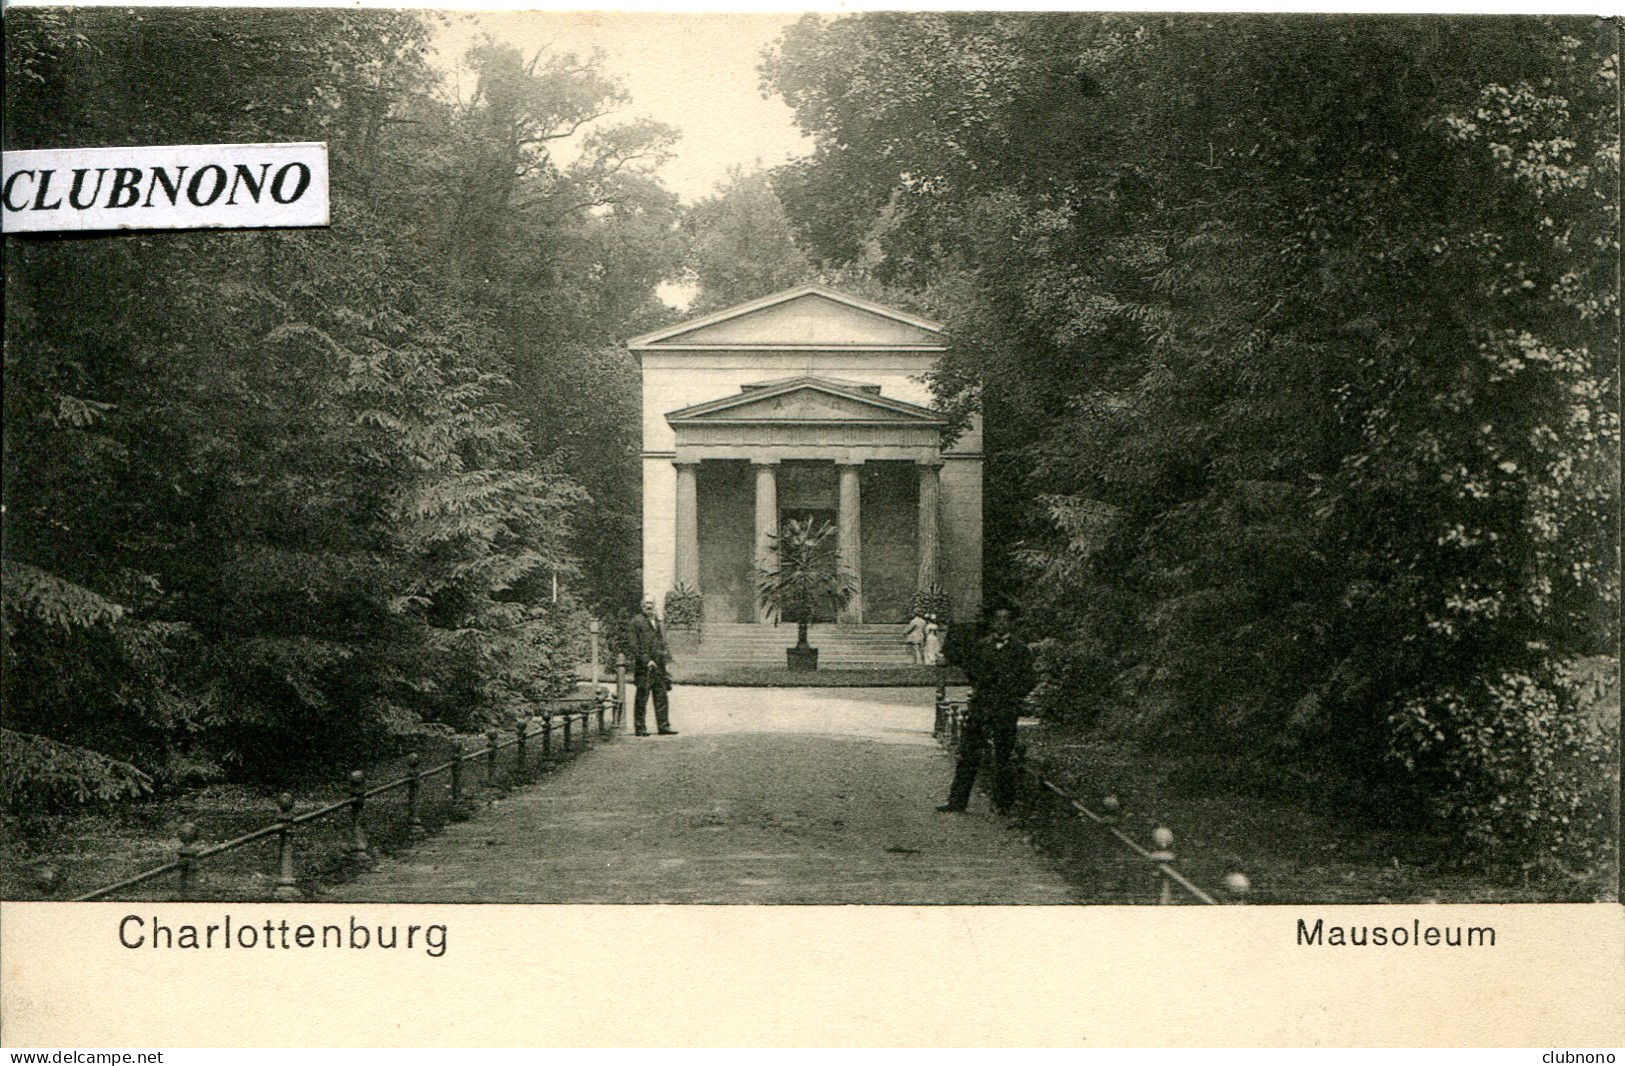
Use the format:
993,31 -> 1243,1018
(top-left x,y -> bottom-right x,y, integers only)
176,823 -> 200,901
1149,826 -> 1176,905
590,619 -> 602,692
515,719 -> 528,778
451,749 -> 464,807
581,707 -> 593,747
274,793 -> 301,900
406,754 -> 426,840
563,712 -> 573,751
542,714 -> 553,756
597,694 -> 608,737
615,654 -> 627,728
935,653 -> 947,704
349,771 -> 371,864
485,728 -> 500,787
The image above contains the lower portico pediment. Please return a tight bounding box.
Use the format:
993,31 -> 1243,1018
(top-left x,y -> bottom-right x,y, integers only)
666,376 -> 946,428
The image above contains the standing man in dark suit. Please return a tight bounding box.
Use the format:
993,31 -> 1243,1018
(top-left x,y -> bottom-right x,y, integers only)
938,609 -> 1033,814
625,597 -> 678,737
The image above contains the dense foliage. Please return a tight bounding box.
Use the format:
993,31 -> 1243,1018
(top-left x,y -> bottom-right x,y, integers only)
662,585 -> 704,629
764,14 -> 1619,873
681,167 -> 814,314
3,11 -> 677,807
909,586 -> 953,626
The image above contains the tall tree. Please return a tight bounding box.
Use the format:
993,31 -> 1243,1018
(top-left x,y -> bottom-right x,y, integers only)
764,13 -> 1619,871
682,166 -> 814,313
429,39 -> 685,614
3,9 -> 676,809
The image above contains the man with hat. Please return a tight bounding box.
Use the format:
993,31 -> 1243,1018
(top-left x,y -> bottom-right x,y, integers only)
938,608 -> 1032,814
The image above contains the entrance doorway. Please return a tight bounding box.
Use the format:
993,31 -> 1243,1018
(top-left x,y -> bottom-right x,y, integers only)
772,461 -> 841,625
778,508 -> 838,623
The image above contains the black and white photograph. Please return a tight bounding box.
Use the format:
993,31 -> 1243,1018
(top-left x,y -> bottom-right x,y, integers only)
1,2 -> 1620,1048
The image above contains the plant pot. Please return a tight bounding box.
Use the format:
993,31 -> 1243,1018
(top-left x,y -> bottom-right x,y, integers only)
786,646 -> 819,672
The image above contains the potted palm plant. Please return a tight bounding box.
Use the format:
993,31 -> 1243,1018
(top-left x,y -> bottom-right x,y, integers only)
662,583 -> 703,657
754,514 -> 857,671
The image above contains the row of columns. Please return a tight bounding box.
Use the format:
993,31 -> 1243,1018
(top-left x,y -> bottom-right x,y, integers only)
672,457 -> 943,624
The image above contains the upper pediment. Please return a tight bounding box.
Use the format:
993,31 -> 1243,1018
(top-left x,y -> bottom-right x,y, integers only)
667,377 -> 946,426
630,285 -> 945,350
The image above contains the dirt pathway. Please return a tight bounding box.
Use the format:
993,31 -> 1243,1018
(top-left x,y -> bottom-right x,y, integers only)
339,687 -> 1075,904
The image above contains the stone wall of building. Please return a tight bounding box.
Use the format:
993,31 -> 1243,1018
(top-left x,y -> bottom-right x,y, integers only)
642,456 -> 677,611
941,458 -> 984,620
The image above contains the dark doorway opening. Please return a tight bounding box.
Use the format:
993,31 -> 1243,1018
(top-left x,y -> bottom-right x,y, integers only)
778,508 -> 838,623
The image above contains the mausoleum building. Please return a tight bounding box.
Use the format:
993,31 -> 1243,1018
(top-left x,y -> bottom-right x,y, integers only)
630,285 -> 981,660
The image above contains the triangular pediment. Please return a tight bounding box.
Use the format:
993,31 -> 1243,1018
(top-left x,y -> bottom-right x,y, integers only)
667,377 -> 946,425
630,285 -> 945,349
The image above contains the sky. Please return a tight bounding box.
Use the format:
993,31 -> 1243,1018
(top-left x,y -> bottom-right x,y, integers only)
429,11 -> 816,205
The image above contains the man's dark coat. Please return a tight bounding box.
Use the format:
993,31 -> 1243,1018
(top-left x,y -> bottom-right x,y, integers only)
943,623 -> 1035,812
962,632 -> 1034,717
625,612 -> 671,690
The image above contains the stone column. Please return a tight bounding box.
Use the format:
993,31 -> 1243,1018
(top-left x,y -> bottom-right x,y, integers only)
837,460 -> 864,623
673,459 -> 700,594
752,458 -> 779,623
916,459 -> 943,593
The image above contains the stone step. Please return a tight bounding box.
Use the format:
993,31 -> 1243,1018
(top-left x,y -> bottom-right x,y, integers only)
684,651 -> 919,664
700,646 -> 911,653
685,650 -> 916,656
697,641 -> 914,649
690,651 -> 916,660
698,637 -> 916,646
688,620 -> 925,671
689,650 -> 923,656
700,626 -> 912,637
698,639 -> 911,648
703,624 -> 912,628
702,623 -> 912,631
693,658 -> 914,667
683,651 -> 911,655
701,627 -> 909,634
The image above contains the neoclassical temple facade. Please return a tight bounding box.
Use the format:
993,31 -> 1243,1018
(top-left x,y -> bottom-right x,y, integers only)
631,285 -> 982,626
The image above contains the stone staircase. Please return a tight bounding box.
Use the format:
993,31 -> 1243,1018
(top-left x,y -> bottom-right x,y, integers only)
680,621 -> 916,671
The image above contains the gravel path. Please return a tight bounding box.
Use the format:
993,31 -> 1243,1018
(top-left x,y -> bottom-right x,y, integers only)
339,687 -> 1076,904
